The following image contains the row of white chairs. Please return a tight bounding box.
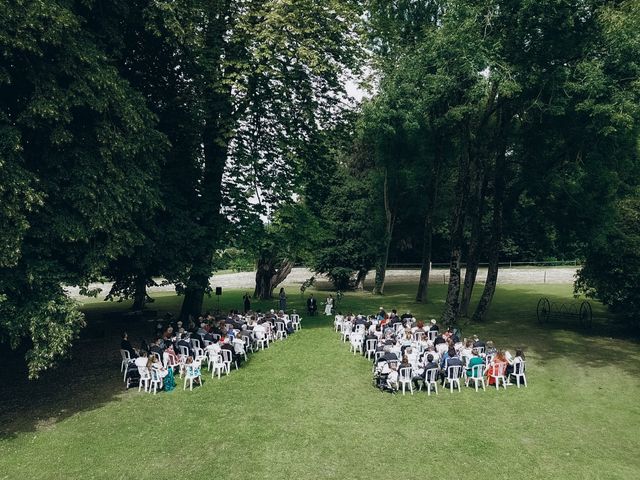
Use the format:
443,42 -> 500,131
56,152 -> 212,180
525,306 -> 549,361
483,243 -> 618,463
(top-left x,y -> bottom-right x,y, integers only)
120,314 -> 302,392
337,319 -> 527,395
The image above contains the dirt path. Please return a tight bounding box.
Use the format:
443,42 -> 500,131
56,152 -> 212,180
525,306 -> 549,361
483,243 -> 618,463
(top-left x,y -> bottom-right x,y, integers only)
65,266 -> 578,300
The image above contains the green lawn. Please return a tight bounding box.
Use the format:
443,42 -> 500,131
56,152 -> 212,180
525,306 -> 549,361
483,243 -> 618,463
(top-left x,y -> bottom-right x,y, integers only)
1,283 -> 639,479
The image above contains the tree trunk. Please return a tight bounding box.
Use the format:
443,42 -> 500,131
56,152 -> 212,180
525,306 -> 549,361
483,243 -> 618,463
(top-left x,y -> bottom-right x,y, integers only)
373,168 -> 396,295
460,165 -> 488,316
441,128 -> 472,325
355,267 -> 368,290
473,109 -> 507,322
254,257 -> 294,300
131,275 -> 147,311
178,8 -> 234,321
180,273 -> 208,321
416,145 -> 442,303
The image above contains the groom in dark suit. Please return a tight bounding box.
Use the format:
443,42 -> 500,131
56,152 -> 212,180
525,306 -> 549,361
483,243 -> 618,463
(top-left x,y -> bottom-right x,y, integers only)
307,294 -> 317,316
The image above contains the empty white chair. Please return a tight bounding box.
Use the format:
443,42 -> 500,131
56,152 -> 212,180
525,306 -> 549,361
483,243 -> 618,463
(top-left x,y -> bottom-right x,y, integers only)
291,314 -> 302,330
354,324 -> 366,335
509,360 -> 527,387
350,334 -> 364,355
412,331 -> 425,342
428,330 -> 438,342
443,365 -> 462,393
466,364 -> 486,392
398,367 -> 414,395
120,349 -> 133,382
341,323 -> 352,342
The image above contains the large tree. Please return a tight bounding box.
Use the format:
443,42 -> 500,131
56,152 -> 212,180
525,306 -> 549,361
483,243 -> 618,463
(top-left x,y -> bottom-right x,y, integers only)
0,0 -> 165,377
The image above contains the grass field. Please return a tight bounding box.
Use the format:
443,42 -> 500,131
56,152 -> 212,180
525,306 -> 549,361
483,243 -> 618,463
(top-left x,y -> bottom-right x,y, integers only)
1,283 -> 639,479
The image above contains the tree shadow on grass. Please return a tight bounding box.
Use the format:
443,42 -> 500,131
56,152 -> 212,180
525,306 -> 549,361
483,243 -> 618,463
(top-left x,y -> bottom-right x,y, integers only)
0,311 -> 166,440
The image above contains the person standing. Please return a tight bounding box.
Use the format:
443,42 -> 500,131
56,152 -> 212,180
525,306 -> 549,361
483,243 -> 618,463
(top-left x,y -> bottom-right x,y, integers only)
242,293 -> 251,314
279,287 -> 287,312
324,294 -> 334,316
307,294 -> 317,316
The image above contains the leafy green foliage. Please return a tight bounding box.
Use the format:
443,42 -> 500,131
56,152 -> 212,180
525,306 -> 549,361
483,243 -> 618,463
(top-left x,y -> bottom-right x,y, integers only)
576,192 -> 640,322
0,0 -> 165,376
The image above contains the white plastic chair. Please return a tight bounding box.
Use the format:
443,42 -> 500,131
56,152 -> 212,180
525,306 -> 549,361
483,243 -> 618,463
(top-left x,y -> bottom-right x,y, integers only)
422,368 -> 439,396
163,351 -> 181,377
207,351 -> 225,379
354,324 -> 366,335
488,362 -> 508,390
220,349 -> 236,374
365,339 -> 377,360
510,360 -> 527,387
334,315 -> 343,332
254,330 -> 269,350
350,335 -> 363,355
275,321 -> 287,340
183,360 -> 202,391
178,345 -> 190,363
412,332 -> 425,342
291,314 -> 301,330
398,367 -> 414,395
149,367 -> 164,394
428,330 -> 438,342
444,365 -> 462,393
137,365 -> 151,392
341,323 -> 352,342
192,346 -> 207,366
466,364 -> 486,392
120,349 -> 133,382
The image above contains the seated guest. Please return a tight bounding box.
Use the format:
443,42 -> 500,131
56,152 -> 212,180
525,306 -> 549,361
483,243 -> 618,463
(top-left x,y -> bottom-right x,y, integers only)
177,333 -> 194,357
459,340 -> 473,362
121,332 -> 138,358
149,337 -> 164,357
505,349 -> 525,378
221,337 -> 242,366
466,348 -> 484,378
164,344 -> 181,367
134,351 -> 148,370
486,351 -> 508,385
472,335 -> 486,350
429,319 -> 439,332
441,347 -> 463,384
197,322 -> 208,337
379,346 -> 398,363
485,340 -> 497,356
422,354 -> 439,382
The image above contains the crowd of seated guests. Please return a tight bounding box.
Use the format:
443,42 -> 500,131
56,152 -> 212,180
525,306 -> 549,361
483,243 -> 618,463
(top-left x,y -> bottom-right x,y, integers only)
335,308 -> 527,394
121,308 -> 300,391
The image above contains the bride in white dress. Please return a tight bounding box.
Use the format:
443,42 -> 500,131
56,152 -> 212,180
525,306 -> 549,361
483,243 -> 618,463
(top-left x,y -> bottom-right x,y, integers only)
324,295 -> 334,316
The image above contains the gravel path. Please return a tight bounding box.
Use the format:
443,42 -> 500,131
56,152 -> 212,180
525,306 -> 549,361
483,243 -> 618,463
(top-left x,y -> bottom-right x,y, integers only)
65,266 -> 578,300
